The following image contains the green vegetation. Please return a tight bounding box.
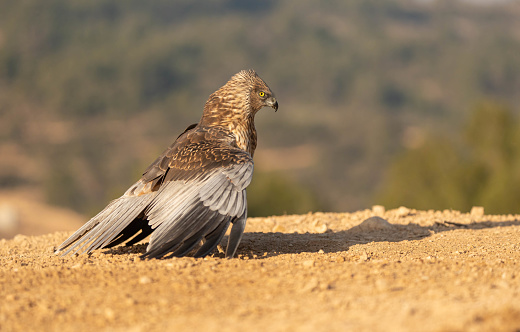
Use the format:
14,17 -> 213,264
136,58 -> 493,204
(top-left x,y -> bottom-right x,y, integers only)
247,171 -> 324,217
379,102 -> 520,214
1,0 -> 520,216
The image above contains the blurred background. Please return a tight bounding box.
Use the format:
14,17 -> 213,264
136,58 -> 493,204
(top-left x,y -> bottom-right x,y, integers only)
1,0 -> 520,238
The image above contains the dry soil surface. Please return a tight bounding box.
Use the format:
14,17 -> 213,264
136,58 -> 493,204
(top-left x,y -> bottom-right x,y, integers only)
1,207 -> 520,332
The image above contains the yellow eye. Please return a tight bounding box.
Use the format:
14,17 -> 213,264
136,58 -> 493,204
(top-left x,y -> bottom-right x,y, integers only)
258,91 -> 265,97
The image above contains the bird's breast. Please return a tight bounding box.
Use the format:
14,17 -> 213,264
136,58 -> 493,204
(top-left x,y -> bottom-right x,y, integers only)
229,123 -> 257,157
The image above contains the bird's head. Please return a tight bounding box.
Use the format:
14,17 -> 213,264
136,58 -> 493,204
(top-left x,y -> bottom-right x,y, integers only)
201,69 -> 278,128
223,69 -> 278,114
247,71 -> 278,113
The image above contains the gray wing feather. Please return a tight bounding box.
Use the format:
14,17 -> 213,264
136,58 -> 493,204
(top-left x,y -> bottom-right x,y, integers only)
146,182 -> 202,229
56,185 -> 156,255
215,187 -> 232,214
85,197 -> 151,252
144,204 -> 219,258
57,160 -> 253,259
201,178 -> 230,207
143,162 -> 253,258
224,190 -> 238,215
193,218 -> 230,258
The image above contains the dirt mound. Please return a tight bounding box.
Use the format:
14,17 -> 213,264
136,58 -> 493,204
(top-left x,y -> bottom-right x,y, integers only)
1,208 -> 519,331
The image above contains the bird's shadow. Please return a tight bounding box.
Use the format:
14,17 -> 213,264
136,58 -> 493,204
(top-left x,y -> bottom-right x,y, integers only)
102,218 -> 520,259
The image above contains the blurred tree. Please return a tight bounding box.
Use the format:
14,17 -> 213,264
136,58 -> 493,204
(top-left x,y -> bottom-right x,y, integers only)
465,102 -> 520,213
378,101 -> 520,214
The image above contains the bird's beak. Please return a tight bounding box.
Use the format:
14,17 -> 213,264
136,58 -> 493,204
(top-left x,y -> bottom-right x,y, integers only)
267,97 -> 278,112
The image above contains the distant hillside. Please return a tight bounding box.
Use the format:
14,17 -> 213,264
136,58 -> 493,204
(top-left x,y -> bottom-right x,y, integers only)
0,188 -> 86,239
1,0 -> 520,215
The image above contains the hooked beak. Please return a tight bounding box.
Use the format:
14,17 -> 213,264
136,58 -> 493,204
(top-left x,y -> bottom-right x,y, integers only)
267,97 -> 278,112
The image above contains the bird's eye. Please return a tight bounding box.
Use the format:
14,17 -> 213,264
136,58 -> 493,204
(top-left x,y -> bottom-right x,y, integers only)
258,91 -> 265,97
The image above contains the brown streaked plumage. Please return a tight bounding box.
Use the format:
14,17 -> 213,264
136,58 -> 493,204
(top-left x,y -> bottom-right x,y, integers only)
56,69 -> 278,259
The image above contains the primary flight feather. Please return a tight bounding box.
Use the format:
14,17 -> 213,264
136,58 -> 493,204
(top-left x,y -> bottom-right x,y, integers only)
56,69 -> 278,259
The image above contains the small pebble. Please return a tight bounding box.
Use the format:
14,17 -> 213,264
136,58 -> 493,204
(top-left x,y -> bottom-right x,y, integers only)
396,206 -> 411,217
125,298 -> 137,306
355,217 -> 393,231
273,224 -> 286,233
315,224 -> 328,233
139,276 -> 152,284
319,282 -> 332,291
158,298 -> 169,306
470,206 -> 484,217
372,205 -> 385,216
5,294 -> 16,301
302,260 -> 315,268
104,308 -> 115,320
13,234 -> 27,242
302,278 -> 319,292
375,279 -> 388,291
425,256 -> 437,263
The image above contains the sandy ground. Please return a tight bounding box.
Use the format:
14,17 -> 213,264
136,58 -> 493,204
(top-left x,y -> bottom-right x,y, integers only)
1,206 -> 520,332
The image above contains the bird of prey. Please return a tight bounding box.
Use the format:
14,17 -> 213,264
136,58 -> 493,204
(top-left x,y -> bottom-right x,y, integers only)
56,69 -> 278,259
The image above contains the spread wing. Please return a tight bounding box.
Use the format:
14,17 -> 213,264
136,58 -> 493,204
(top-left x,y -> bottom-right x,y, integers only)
56,127 -> 254,259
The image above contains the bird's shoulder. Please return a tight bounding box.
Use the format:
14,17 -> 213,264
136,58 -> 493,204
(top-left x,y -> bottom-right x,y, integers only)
167,125 -> 253,174
128,125 -> 252,196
